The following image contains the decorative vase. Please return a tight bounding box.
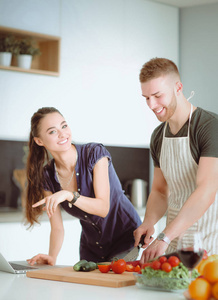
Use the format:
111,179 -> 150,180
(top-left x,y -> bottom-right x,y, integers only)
17,54 -> 32,69
0,52 -> 12,67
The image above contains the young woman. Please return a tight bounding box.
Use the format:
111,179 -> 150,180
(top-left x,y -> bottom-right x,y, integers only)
26,107 -> 141,265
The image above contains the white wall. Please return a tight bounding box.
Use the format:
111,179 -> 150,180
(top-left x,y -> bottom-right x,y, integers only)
0,0 -> 179,147
180,3 -> 218,113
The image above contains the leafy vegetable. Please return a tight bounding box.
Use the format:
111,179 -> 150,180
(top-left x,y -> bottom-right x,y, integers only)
137,262 -> 199,290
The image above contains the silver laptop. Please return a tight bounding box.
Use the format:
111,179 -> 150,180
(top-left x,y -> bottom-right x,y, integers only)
0,252 -> 55,274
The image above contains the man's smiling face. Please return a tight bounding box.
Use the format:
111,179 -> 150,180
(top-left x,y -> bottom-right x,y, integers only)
141,75 -> 177,123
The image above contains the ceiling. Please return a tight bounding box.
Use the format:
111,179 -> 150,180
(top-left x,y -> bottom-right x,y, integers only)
148,0 -> 218,8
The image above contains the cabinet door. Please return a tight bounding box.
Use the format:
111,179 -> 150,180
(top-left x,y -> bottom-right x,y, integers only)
0,218 -> 81,265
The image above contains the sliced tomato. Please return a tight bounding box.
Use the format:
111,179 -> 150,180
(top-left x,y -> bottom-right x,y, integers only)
134,265 -> 141,272
126,260 -> 141,267
98,264 -> 111,273
126,264 -> 134,272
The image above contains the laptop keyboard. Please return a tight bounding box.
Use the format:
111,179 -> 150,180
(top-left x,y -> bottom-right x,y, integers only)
10,262 -> 37,270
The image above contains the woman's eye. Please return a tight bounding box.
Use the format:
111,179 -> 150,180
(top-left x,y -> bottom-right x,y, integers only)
49,130 -> 56,135
62,124 -> 68,129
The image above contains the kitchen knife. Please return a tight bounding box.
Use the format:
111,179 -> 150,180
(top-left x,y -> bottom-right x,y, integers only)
123,234 -> 147,262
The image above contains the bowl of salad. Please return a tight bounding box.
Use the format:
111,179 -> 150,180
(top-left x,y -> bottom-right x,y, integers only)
134,255 -> 199,293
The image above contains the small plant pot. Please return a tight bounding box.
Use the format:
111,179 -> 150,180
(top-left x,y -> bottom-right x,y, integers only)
17,54 -> 32,69
0,52 -> 12,67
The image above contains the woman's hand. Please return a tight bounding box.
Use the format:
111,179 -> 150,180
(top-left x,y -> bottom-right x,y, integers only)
32,190 -> 72,218
27,254 -> 56,266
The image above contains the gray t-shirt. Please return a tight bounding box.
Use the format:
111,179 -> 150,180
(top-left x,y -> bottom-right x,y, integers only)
150,107 -> 218,168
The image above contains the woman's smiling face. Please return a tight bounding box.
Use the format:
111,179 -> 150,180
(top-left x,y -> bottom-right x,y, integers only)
34,112 -> 72,153
141,75 -> 177,123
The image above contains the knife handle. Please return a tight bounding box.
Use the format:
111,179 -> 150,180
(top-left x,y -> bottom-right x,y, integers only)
138,234 -> 152,248
138,234 -> 146,248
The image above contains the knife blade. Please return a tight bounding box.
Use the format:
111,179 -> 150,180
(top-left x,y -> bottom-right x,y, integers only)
123,234 -> 147,262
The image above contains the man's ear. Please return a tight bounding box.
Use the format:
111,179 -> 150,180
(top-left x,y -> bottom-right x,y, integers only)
175,81 -> 183,95
34,137 -> 44,146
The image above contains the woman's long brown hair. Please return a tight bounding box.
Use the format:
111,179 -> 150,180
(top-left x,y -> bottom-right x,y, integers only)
25,107 -> 61,227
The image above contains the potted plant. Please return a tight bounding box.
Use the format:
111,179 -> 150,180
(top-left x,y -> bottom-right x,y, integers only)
14,38 -> 41,69
0,35 -> 15,67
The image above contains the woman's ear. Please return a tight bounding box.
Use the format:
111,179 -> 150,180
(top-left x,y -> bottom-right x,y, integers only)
34,137 -> 44,146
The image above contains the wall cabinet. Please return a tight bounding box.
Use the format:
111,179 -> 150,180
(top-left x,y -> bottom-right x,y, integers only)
0,26 -> 60,76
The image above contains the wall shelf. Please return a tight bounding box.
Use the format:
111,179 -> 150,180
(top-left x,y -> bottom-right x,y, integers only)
0,26 -> 60,76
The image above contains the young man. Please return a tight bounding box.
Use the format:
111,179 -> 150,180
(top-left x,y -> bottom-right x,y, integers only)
134,58 -> 218,263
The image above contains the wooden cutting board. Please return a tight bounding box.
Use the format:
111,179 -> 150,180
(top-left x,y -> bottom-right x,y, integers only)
26,266 -> 136,288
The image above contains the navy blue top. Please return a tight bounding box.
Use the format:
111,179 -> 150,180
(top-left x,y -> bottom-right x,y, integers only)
43,143 -> 142,262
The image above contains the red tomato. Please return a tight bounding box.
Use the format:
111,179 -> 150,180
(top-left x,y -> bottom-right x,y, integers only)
151,260 -> 161,270
168,256 -> 180,267
141,262 -> 151,269
161,262 -> 172,273
111,259 -> 126,274
98,264 -> 111,273
159,256 -> 167,264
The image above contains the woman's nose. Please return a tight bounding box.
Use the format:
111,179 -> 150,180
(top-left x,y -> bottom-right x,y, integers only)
58,130 -> 65,137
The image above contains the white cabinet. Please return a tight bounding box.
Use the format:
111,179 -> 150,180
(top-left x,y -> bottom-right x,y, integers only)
0,214 -> 82,265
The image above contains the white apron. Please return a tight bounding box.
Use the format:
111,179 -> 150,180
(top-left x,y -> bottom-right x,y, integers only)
160,105 -> 218,254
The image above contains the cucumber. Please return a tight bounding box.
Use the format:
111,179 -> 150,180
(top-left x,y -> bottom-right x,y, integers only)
81,262 -> 92,272
81,261 -> 97,272
73,260 -> 97,272
73,259 -> 88,271
88,261 -> 97,271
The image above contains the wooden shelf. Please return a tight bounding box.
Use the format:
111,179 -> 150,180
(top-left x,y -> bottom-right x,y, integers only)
0,26 -> 60,76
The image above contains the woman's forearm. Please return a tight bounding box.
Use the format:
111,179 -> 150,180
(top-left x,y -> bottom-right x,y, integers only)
48,227 -> 64,262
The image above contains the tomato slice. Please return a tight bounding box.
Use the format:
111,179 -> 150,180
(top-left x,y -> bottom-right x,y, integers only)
126,264 -> 134,272
98,264 -> 111,273
126,260 -> 141,267
134,265 -> 141,272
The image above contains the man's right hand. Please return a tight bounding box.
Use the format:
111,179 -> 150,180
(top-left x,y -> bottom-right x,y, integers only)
133,224 -> 154,248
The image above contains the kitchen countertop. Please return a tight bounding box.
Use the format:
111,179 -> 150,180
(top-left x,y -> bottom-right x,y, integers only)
0,270 -> 186,300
